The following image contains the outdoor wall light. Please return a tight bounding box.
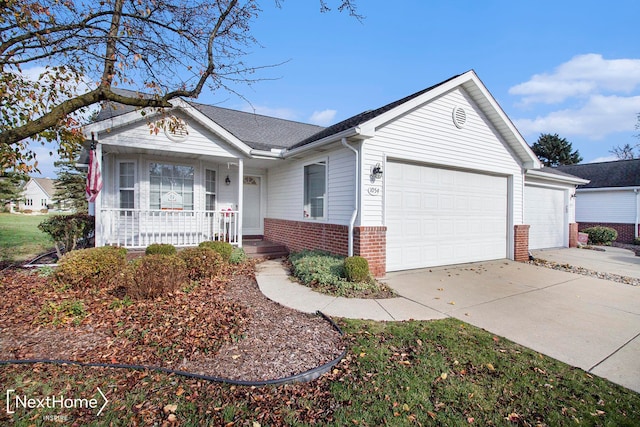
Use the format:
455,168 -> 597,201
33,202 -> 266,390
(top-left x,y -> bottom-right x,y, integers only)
225,175 -> 231,185
371,163 -> 383,180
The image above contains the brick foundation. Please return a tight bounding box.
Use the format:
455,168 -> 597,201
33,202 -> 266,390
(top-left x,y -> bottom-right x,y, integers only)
569,223 -> 579,248
264,218 -> 387,277
514,224 -> 530,262
578,222 -> 637,244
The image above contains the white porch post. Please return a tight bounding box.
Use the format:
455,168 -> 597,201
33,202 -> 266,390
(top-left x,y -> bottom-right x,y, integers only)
237,158 -> 243,248
94,142 -> 104,247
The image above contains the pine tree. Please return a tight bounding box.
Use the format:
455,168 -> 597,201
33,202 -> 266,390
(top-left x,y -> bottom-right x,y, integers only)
53,147 -> 87,213
531,133 -> 582,166
0,170 -> 27,209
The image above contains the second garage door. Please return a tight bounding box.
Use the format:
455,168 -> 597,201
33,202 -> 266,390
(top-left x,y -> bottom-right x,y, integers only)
386,162 -> 508,271
525,185 -> 566,249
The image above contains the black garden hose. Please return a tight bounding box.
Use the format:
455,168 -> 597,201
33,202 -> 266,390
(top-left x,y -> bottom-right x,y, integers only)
0,311 -> 346,387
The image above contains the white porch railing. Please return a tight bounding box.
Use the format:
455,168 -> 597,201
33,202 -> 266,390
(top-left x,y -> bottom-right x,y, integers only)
99,209 -> 239,248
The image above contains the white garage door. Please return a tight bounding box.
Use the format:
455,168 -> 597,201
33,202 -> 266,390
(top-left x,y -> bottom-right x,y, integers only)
525,185 -> 566,249
386,162 -> 508,271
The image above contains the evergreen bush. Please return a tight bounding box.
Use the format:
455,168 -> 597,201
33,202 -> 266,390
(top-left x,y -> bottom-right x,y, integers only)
344,256 -> 371,283
198,241 -> 233,262
582,226 -> 618,245
145,243 -> 177,256
178,247 -> 223,281
229,247 -> 247,265
126,254 -> 187,299
55,246 -> 127,289
38,213 -> 95,257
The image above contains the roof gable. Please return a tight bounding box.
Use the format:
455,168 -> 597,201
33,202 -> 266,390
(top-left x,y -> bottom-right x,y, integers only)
289,71 -> 541,168
556,159 -> 640,188
27,178 -> 56,198
89,90 -> 324,152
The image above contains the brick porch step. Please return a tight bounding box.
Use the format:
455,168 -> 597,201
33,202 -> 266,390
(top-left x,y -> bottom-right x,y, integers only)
242,238 -> 289,259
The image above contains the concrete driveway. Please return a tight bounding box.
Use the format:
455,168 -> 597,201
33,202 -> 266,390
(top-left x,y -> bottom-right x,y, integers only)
384,252 -> 640,393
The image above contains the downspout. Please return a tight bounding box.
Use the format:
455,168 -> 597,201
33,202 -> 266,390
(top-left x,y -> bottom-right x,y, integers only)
342,138 -> 359,256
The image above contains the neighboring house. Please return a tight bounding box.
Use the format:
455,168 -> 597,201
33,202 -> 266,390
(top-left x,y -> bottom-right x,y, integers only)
556,159 -> 640,243
83,70 -> 585,276
18,177 -> 56,212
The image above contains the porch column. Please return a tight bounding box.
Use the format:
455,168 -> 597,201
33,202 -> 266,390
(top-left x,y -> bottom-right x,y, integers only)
237,158 -> 243,248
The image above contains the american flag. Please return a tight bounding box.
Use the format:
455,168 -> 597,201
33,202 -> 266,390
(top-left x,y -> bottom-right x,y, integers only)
86,144 -> 103,202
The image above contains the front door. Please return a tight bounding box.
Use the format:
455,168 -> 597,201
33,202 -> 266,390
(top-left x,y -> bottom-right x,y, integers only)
242,176 -> 262,235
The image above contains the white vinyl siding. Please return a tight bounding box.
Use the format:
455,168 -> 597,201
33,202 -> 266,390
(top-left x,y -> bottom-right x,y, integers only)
267,147 -> 356,225
361,87 -> 523,229
576,190 -> 637,223
386,162 -> 508,271
98,111 -> 240,159
525,185 -> 567,249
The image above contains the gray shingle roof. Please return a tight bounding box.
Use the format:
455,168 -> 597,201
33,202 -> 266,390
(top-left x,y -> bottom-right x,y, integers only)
188,102 -> 324,150
93,90 -> 324,150
94,75 -> 463,152
290,73 -> 463,149
555,159 -> 640,188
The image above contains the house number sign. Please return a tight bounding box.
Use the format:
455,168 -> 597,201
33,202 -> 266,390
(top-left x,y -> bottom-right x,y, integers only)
367,187 -> 381,196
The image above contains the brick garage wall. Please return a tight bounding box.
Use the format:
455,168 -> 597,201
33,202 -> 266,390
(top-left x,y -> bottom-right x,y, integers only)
578,222 -> 637,244
569,223 -> 579,248
264,219 -> 388,277
354,226 -> 387,277
514,224 -> 530,262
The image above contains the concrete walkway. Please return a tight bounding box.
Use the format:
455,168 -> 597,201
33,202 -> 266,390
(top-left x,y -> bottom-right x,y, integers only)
255,254 -> 640,393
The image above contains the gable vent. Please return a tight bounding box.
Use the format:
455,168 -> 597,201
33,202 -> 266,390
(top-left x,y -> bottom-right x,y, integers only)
452,106 -> 467,129
164,116 -> 189,142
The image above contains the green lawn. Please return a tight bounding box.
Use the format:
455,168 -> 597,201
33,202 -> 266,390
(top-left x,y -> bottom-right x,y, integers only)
0,213 -> 54,264
1,318 -> 638,426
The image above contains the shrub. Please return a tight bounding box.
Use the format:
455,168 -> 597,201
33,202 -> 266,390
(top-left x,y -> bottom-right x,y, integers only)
582,226 -> 618,245
199,241 -> 233,262
145,243 -> 177,256
55,246 -> 127,289
178,247 -> 223,281
230,247 -> 247,265
39,213 -> 95,257
289,250 -> 345,287
126,254 -> 187,299
344,256 -> 371,283
634,237 -> 640,246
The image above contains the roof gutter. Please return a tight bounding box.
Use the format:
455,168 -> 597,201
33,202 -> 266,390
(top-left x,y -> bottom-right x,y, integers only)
525,169 -> 590,186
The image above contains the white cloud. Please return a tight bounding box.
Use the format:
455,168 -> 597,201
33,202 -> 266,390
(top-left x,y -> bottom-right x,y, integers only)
513,95 -> 640,139
509,54 -> 640,105
309,109 -> 337,126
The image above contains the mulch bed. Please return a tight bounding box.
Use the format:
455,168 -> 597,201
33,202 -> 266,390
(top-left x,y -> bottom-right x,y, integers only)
0,262 -> 345,382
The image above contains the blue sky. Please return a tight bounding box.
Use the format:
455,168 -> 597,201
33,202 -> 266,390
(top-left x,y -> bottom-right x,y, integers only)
33,0 -> 639,177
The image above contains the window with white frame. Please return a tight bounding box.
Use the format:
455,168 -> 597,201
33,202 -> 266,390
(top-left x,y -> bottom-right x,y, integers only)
303,161 -> 326,219
149,163 -> 194,210
119,162 -> 135,210
205,169 -> 216,211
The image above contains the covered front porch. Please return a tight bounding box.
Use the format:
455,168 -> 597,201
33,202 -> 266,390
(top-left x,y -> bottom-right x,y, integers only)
98,208 -> 240,247
91,139 -> 268,249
